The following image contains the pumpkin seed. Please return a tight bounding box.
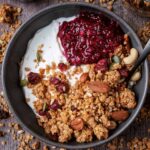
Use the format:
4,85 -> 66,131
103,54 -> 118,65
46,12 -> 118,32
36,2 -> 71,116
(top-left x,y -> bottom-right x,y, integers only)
36,51 -> 42,63
20,79 -> 28,86
112,55 -> 120,63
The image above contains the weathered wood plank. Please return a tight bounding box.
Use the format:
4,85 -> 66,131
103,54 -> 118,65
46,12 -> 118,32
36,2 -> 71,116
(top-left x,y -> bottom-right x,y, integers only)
0,0 -> 149,149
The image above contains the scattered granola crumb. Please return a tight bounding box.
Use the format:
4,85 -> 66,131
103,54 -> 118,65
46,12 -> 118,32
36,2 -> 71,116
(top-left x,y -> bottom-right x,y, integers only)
127,137 -> 150,150
43,145 -> 49,150
138,22 -> 150,44
84,0 -> 115,11
0,4 -> 22,24
85,0 -> 95,3
0,105 -> 10,120
107,138 -> 124,150
0,122 -> 4,127
31,141 -> 40,150
99,0 -> 115,11
0,30 -> 13,63
1,140 -> 6,145
135,105 -> 150,123
0,131 -> 5,137
0,4 -> 22,63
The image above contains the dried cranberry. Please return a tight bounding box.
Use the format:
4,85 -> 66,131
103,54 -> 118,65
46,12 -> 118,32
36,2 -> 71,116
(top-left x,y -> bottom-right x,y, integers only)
58,11 -> 124,66
46,112 -> 51,119
50,100 -> 60,111
48,133 -> 58,141
50,77 -> 60,85
58,63 -> 68,72
56,82 -> 69,93
119,68 -> 129,77
0,108 -> 9,120
38,110 -> 46,116
94,58 -> 109,72
27,72 -> 41,84
115,83 -> 126,91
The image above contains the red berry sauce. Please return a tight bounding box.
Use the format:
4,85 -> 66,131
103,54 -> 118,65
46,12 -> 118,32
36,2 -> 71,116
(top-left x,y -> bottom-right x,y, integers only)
58,11 -> 124,66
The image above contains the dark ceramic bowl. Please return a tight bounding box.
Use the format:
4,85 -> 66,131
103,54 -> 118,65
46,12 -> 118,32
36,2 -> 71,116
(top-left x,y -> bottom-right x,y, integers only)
2,2 -> 149,149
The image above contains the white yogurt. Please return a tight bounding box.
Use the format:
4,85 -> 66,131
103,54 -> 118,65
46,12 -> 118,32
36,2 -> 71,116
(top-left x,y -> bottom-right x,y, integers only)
20,16 -> 89,111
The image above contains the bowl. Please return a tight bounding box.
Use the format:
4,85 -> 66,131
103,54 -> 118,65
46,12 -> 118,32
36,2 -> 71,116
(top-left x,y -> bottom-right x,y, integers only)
2,2 -> 149,149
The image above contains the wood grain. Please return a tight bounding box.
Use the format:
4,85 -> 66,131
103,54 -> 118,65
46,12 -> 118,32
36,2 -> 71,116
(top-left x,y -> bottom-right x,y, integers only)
0,0 -> 150,149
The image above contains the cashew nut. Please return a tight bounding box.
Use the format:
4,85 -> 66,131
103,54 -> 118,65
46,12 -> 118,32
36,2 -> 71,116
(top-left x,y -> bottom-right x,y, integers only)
131,71 -> 141,81
123,48 -> 138,65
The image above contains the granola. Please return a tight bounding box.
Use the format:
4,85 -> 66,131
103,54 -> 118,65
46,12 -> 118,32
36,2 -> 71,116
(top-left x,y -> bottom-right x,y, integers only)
21,34 -> 140,143
0,4 -> 22,63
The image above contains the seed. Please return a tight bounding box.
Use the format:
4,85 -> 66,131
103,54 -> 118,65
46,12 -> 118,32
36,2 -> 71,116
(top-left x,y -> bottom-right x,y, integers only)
20,79 -> 28,87
112,55 -> 120,63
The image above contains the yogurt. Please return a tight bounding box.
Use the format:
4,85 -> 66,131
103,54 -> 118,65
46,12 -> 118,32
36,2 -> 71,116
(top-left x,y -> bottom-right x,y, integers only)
20,16 -> 89,111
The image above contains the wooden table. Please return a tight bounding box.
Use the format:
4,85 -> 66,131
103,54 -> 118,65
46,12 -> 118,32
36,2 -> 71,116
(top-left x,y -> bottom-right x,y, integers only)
0,0 -> 150,149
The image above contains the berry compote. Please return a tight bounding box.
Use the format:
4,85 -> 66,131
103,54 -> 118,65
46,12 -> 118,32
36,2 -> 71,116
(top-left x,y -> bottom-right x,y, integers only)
58,11 -> 124,66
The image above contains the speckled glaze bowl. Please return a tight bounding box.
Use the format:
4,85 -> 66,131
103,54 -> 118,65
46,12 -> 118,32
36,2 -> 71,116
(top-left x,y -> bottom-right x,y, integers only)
2,3 -> 149,149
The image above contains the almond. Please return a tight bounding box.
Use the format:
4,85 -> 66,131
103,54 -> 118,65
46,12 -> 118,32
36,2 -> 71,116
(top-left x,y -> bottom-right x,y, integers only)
70,117 -> 84,131
88,81 -> 110,93
111,110 -> 129,121
80,73 -> 89,82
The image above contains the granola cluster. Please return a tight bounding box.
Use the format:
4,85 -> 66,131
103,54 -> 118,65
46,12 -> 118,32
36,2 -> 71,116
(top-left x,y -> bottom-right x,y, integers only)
127,137 -> 150,150
0,4 -> 22,63
0,4 -> 21,24
59,0 -> 115,11
21,34 -> 140,143
125,0 -> 150,10
138,22 -> 150,44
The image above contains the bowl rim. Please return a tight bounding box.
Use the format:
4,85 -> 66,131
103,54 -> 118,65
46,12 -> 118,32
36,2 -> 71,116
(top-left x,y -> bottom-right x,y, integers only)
2,2 -> 149,149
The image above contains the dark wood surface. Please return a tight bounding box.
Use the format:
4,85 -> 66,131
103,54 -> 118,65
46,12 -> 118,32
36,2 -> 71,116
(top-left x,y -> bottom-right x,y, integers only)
0,0 -> 150,149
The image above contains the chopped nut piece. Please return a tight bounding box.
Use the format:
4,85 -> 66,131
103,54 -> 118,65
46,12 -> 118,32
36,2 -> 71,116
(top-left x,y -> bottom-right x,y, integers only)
31,141 -> 40,150
88,81 -> 110,93
70,117 -> 84,131
111,110 -> 129,121
80,72 -> 89,82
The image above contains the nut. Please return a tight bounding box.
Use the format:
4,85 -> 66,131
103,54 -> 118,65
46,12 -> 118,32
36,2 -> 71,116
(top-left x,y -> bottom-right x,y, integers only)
107,121 -> 117,130
111,110 -> 129,121
80,73 -> 89,82
123,48 -> 138,65
70,117 -> 84,131
131,71 -> 141,81
88,81 -> 110,93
